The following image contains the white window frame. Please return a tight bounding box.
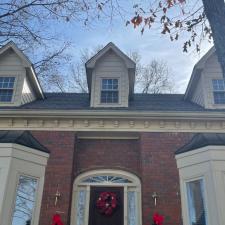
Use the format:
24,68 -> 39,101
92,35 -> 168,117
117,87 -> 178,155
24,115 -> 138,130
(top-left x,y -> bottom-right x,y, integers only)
100,78 -> 119,104
10,173 -> 39,225
0,76 -> 16,103
212,79 -> 225,104
71,169 -> 142,225
0,74 -> 19,105
184,176 -> 209,225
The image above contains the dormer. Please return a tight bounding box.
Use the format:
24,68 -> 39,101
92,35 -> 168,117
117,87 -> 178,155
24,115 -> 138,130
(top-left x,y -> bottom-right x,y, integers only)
185,47 -> 225,109
0,41 -> 44,107
85,43 -> 136,108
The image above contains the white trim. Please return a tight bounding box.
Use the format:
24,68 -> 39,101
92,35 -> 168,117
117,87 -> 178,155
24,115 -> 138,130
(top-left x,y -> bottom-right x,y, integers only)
85,42 -> 135,69
0,41 -> 32,67
71,169 -> 142,225
0,117 -> 225,133
184,177 -> 209,225
10,173 -> 40,225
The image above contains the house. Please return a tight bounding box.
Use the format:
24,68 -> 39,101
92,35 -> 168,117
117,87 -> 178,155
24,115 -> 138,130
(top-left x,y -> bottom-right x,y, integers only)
0,41 -> 225,225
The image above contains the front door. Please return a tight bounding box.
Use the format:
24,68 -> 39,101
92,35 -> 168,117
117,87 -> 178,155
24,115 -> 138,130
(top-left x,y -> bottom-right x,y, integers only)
88,187 -> 124,225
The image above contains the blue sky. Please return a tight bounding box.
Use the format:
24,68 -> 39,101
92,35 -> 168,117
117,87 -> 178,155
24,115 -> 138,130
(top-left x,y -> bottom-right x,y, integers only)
46,1 -> 212,94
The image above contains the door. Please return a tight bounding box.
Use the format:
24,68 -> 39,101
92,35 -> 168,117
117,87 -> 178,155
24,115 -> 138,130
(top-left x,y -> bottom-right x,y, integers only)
88,186 -> 124,225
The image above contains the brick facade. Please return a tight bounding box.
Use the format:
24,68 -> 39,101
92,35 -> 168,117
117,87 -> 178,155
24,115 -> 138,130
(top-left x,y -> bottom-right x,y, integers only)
32,131 -> 76,225
32,131 -> 193,225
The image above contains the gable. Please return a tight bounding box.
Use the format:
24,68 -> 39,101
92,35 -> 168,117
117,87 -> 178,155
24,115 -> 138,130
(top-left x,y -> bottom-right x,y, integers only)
0,48 -> 24,68
184,47 -> 225,109
86,42 -> 135,69
0,42 -> 44,106
85,43 -> 135,95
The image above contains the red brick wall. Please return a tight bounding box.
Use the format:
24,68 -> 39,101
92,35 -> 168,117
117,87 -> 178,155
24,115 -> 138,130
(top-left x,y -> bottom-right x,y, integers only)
32,131 -> 76,225
75,139 -> 140,176
32,131 -> 193,225
140,133 -> 192,225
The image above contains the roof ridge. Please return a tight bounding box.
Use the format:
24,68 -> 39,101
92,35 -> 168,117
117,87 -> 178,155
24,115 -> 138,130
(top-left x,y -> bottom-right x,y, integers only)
14,130 -> 26,143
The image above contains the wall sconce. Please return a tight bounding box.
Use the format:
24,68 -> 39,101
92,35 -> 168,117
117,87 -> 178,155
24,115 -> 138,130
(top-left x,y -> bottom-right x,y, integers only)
152,192 -> 159,206
54,185 -> 61,206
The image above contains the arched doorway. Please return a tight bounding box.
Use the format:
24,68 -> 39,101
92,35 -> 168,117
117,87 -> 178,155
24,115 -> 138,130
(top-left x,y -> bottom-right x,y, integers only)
71,169 -> 142,225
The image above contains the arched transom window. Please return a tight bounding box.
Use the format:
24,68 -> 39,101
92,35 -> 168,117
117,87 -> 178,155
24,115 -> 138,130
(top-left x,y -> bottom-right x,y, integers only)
71,170 -> 142,225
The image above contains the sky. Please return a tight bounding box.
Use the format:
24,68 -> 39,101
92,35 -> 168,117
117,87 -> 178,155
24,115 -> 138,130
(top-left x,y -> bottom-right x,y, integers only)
44,0 -> 213,94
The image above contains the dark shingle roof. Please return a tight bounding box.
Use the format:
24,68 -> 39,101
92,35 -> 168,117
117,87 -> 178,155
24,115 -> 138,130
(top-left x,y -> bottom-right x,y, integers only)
12,93 -> 210,111
175,133 -> 225,155
0,131 -> 49,153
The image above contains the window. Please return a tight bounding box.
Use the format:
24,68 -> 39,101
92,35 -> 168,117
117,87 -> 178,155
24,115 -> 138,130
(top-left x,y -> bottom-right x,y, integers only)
101,78 -> 119,103
0,77 -> 15,102
212,79 -> 225,104
11,175 -> 38,225
186,179 -> 207,225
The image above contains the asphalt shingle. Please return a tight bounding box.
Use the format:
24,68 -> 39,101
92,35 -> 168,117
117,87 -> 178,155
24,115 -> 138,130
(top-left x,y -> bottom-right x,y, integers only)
0,130 -> 49,153
10,93 -> 210,112
175,133 -> 225,155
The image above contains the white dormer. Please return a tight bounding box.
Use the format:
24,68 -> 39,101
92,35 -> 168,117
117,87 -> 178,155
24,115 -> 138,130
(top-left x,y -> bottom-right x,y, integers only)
85,43 -> 136,108
0,42 -> 44,106
185,47 -> 225,109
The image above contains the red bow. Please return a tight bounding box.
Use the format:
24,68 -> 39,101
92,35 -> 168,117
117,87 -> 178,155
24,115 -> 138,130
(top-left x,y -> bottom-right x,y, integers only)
153,212 -> 164,225
51,214 -> 64,225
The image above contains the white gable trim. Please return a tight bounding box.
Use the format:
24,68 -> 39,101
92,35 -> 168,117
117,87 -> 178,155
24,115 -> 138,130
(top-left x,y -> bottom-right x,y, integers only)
0,41 -> 32,67
85,42 -> 135,69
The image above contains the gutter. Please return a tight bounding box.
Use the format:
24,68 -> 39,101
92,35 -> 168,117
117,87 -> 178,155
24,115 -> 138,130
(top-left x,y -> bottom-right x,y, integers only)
0,109 -> 224,120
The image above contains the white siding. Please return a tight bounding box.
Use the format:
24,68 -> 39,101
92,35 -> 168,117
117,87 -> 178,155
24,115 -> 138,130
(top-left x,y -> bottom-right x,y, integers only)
90,50 -> 129,107
21,76 -> 36,105
189,52 -> 225,109
0,49 -> 25,106
202,53 -> 225,109
190,75 -> 205,107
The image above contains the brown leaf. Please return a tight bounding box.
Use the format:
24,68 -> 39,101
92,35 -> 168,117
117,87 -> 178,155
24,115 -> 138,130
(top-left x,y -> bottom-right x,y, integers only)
126,21 -> 130,26
131,15 -> 143,28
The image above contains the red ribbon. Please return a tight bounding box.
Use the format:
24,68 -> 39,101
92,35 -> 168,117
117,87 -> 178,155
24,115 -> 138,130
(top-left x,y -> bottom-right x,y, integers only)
153,212 -> 164,225
51,214 -> 64,225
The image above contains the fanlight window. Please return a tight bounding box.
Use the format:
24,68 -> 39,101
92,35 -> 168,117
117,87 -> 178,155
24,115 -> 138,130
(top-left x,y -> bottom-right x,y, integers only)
81,175 -> 132,184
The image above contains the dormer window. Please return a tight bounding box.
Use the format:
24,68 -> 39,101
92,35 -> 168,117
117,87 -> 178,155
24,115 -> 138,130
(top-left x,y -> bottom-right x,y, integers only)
100,78 -> 119,103
0,77 -> 15,102
212,79 -> 225,104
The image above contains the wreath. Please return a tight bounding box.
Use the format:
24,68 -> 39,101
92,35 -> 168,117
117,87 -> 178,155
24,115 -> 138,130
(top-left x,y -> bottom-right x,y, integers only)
96,192 -> 117,216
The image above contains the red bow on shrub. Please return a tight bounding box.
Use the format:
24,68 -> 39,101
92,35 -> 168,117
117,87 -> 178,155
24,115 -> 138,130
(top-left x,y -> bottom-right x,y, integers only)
51,214 -> 64,225
153,212 -> 164,225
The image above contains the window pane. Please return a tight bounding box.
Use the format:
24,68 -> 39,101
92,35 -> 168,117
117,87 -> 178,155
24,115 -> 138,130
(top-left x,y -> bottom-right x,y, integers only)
11,176 -> 38,225
102,79 -> 118,90
0,77 -> 15,89
101,91 -> 118,103
0,89 -> 14,102
213,92 -> 225,104
81,175 -> 132,184
128,191 -> 137,225
76,190 -> 86,225
187,179 -> 207,225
